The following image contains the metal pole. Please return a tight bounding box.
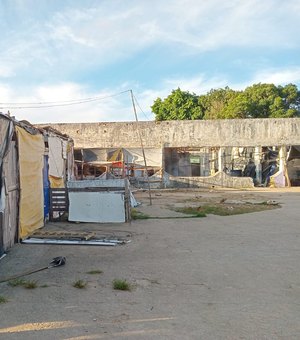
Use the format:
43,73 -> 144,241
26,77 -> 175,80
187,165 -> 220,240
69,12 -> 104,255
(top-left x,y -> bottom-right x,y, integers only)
130,90 -> 152,205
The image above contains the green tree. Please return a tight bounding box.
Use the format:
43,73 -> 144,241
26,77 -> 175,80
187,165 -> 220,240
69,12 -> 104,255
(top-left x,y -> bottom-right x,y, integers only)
244,83 -> 281,118
221,92 -> 250,118
277,84 -> 300,117
242,83 -> 300,118
201,87 -> 239,119
152,83 -> 300,120
151,88 -> 204,121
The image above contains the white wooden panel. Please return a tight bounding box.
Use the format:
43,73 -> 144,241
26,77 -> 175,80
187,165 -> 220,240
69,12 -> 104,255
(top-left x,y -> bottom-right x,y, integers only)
68,192 -> 125,223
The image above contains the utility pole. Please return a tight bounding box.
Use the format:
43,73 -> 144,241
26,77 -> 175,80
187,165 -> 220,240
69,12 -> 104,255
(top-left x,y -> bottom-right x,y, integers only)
130,90 -> 152,205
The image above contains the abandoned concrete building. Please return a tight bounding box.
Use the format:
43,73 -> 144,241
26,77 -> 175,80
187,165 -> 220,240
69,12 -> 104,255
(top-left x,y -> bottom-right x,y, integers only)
39,118 -> 300,189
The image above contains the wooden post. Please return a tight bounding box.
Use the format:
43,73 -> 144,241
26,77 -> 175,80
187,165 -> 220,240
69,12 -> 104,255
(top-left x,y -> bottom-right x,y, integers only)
124,178 -> 131,223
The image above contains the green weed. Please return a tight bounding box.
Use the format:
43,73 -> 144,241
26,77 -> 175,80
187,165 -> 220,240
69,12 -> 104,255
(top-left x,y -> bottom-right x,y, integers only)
0,296 -> 8,303
8,278 -> 38,289
131,209 -> 149,220
23,280 -> 38,289
8,278 -> 27,287
175,203 -> 277,216
73,280 -> 87,289
86,270 -> 103,275
113,279 -> 131,291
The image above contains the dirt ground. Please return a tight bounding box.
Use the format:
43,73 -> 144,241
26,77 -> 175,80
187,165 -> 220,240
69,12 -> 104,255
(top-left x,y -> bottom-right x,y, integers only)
133,187 -> 282,218
0,187 -> 300,339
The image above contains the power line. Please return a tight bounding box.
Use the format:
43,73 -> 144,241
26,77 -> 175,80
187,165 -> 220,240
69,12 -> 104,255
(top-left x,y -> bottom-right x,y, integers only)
0,90 -> 131,109
0,89 -> 153,121
131,92 -> 151,121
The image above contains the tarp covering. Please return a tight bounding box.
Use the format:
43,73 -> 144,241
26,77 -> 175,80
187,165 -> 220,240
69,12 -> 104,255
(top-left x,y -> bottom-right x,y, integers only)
0,115 -> 14,191
81,148 -> 162,167
2,141 -> 18,251
270,170 -> 286,188
49,175 -> 65,188
48,138 -> 74,186
48,136 -> 64,179
108,149 -> 123,162
287,146 -> 300,161
16,126 -> 45,239
124,148 -> 162,167
43,156 -> 50,218
82,149 -> 111,163
0,115 -> 14,255
67,142 -> 75,181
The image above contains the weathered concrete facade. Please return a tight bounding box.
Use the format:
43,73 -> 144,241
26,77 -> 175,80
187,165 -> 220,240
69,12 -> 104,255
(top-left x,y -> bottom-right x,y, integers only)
39,118 -> 300,149
37,118 -> 300,188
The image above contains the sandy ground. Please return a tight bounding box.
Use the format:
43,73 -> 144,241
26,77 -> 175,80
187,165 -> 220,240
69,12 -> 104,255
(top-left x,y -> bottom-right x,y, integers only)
0,188 -> 300,339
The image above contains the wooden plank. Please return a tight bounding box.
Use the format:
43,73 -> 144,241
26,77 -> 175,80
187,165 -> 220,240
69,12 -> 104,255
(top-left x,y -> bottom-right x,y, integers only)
31,230 -> 95,240
68,187 -> 125,192
50,193 -> 68,197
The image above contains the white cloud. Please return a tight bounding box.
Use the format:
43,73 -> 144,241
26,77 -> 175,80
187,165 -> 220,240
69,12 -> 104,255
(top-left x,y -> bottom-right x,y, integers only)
1,66 -> 299,125
0,82 -> 136,123
0,64 -> 15,78
129,75 -> 230,120
251,68 -> 300,86
1,0 -> 299,79
51,0 -> 300,55
133,69 -> 300,118
0,84 -> 14,99
163,75 -> 228,94
0,1 -> 299,124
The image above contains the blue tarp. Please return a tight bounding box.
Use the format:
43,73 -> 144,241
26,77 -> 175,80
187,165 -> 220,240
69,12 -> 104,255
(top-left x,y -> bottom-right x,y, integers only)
43,155 -> 50,219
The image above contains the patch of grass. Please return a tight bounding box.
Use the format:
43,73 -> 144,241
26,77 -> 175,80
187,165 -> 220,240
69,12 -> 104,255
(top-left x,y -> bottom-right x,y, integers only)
0,296 -> 8,303
175,203 -> 278,217
113,279 -> 131,291
175,206 -> 207,217
72,280 -> 87,289
40,284 -> 49,288
131,209 -> 149,220
8,278 -> 38,289
8,278 -> 27,287
86,270 -> 103,275
258,200 -> 279,206
23,280 -> 38,289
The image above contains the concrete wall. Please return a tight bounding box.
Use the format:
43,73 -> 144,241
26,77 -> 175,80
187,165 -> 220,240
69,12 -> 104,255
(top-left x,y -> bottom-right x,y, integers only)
38,118 -> 300,149
133,171 -> 254,189
167,172 -> 254,189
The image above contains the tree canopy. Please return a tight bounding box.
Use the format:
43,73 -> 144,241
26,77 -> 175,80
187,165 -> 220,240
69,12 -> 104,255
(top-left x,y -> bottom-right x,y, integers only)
151,83 -> 300,121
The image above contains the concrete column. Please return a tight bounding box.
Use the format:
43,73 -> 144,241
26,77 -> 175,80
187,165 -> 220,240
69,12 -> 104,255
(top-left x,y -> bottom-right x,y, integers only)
218,147 -> 224,172
161,143 -> 165,177
210,149 -> 216,175
279,146 -> 290,187
254,146 -> 262,184
279,146 -> 286,173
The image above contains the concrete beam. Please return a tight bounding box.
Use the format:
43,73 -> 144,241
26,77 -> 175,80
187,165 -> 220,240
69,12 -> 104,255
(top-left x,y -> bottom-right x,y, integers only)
37,118 -> 300,149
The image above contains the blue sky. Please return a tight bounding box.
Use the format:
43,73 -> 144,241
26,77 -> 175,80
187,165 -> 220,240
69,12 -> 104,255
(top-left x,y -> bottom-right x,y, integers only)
0,0 -> 300,123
